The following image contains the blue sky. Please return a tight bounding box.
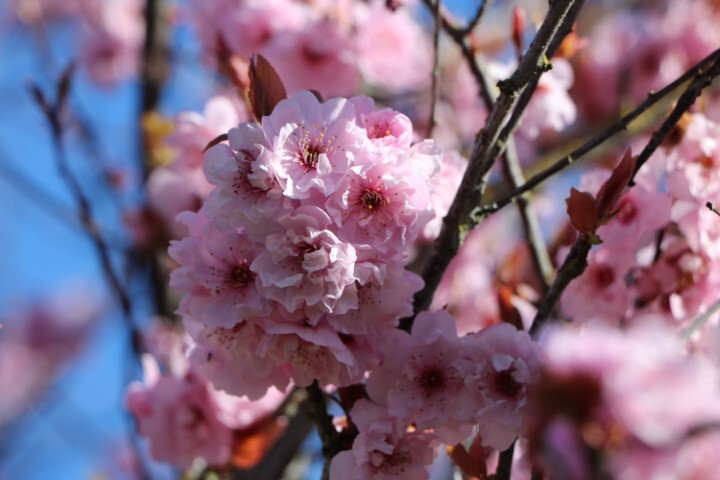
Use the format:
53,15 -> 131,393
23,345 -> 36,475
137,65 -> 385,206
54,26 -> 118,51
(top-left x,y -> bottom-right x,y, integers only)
0,1 -> 486,478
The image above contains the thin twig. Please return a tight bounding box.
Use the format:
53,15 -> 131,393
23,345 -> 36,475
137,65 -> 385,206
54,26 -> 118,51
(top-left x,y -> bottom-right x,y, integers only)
456,0 -> 490,36
472,54 -> 553,292
680,298 -> 720,340
305,382 -> 339,480
403,0 -> 585,330
427,0 -> 442,138
477,47 -> 720,218
529,55 -> 720,337
629,55 -> 720,184
707,201 -> 720,217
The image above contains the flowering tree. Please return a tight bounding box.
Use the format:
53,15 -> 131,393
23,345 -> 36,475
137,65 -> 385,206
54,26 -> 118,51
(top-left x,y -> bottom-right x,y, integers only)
4,0 -> 720,479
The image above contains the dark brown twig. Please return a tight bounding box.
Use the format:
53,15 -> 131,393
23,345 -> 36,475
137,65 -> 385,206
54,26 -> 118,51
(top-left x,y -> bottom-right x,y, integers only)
529,55 -> 720,337
707,201 -> 720,217
476,47 -> 720,218
529,237 -> 591,337
305,382 -> 340,480
403,0 -> 585,330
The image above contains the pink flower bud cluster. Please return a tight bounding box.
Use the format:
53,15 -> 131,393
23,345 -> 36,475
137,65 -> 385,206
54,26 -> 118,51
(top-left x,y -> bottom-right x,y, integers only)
169,91 -> 439,397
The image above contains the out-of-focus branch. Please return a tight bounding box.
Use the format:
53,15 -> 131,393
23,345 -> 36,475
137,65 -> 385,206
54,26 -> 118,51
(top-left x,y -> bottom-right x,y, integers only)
427,0 -> 441,137
30,70 -> 135,325
305,382 -> 340,480
404,0 -> 584,330
140,0 -> 172,318
476,47 -> 720,218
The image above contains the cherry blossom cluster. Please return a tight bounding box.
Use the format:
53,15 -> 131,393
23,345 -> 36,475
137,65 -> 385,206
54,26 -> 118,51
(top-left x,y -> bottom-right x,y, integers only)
331,312 -> 541,479
169,90 -> 440,397
188,0 -> 431,97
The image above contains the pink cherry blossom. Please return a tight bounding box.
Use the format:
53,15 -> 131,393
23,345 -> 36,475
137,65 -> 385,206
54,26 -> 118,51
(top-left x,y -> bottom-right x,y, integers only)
366,310 -> 473,445
261,91 -> 370,200
169,211 -> 270,329
250,206 -> 358,323
353,0 -> 431,93
186,319 -> 292,400
560,247 -> 633,325
329,399 -> 439,480
457,323 -> 542,450
125,358 -> 237,469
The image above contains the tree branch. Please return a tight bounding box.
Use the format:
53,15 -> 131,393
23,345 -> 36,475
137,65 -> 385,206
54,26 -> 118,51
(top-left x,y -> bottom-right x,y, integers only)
528,54 -> 720,337
427,0 -> 442,137
404,0 -> 585,329
476,47 -> 720,218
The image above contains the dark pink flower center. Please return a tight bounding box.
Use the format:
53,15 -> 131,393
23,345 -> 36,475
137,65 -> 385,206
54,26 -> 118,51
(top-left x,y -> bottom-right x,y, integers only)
418,365 -> 446,397
227,264 -> 254,288
360,188 -> 387,211
494,367 -> 522,398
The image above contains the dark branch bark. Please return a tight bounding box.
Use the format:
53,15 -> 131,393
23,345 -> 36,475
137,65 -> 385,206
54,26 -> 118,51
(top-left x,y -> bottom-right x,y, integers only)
477,47 -> 720,218
403,0 -> 585,331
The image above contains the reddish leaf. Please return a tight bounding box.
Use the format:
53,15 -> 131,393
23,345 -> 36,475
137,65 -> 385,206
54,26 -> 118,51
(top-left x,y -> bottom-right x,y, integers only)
595,150 -> 636,220
248,54 -> 287,121
447,442 -> 487,479
231,415 -> 286,469
203,133 -> 229,153
566,188 -> 599,236
497,284 -> 524,331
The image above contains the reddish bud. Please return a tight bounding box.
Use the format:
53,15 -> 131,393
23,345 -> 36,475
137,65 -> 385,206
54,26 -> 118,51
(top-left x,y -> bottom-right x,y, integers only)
595,150 -> 636,220
447,436 -> 488,479
512,6 -> 526,57
497,284 -> 524,331
248,53 -> 288,121
566,188 -> 599,237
